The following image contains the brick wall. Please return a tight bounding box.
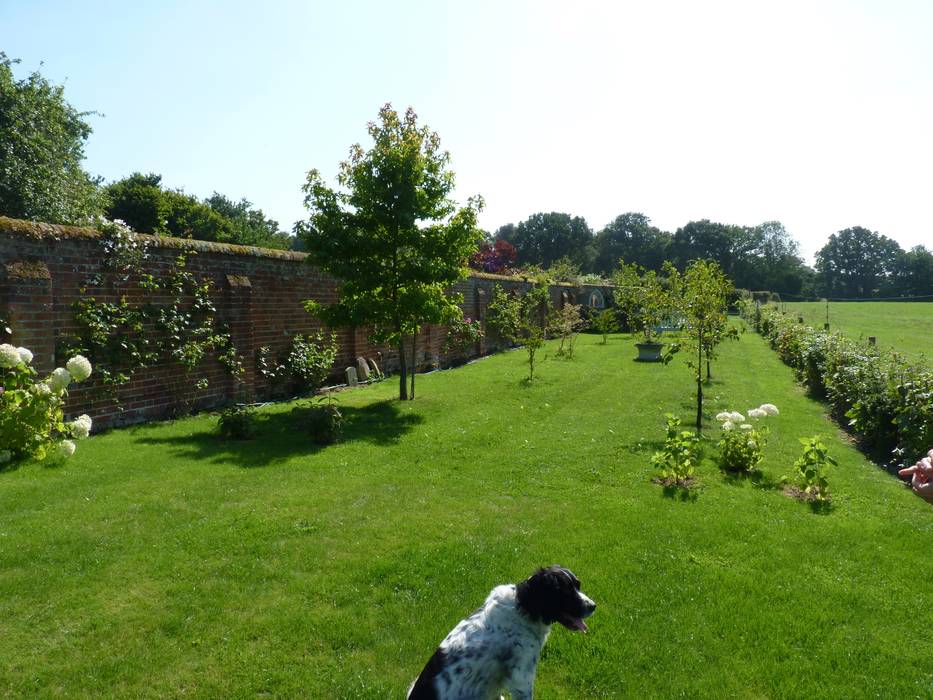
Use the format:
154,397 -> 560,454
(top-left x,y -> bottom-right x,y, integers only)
0,217 -> 612,428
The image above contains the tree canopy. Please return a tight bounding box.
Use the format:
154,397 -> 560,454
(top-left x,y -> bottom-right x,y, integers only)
0,52 -> 103,224
497,212 -> 595,270
816,227 -> 903,298
296,104 -> 483,400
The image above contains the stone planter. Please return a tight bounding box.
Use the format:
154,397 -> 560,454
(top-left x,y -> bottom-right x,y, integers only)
635,342 -> 665,362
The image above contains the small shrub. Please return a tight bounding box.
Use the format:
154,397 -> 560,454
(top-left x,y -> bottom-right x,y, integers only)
443,316 -> 484,355
217,404 -> 257,440
651,414 -> 699,486
303,396 -> 344,445
593,308 -> 618,344
287,332 -> 338,393
788,436 -> 836,502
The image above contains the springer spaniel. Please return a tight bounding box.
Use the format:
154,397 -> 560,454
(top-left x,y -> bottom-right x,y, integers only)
407,565 -> 596,700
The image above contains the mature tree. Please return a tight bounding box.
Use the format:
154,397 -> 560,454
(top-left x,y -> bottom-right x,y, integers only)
205,193 -> 291,249
816,227 -> 902,298
470,239 -> 517,273
593,213 -> 670,273
297,104 -> 483,400
103,172 -> 165,233
889,245 -> 933,298
499,212 -> 595,270
670,219 -> 740,273
0,53 -> 103,223
104,174 -> 291,249
730,221 -> 810,295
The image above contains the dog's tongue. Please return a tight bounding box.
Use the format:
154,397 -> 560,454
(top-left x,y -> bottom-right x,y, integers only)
560,614 -> 588,632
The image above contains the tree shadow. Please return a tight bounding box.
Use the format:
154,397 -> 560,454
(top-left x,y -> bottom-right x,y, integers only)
661,483 -> 699,502
131,399 -> 424,469
625,438 -> 665,455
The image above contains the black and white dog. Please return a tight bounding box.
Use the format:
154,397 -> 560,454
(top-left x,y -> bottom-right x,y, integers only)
407,565 -> 596,700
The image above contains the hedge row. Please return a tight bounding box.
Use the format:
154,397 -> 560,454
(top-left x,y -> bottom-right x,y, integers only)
741,302 -> 933,466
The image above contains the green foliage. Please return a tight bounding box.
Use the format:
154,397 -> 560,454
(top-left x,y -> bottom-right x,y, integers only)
286,332 -> 338,394
744,303 -> 933,462
611,260 -> 675,343
300,395 -> 344,445
484,283 -> 551,380
593,308 -> 618,344
650,414 -> 699,485
103,173 -> 291,249
789,436 -> 836,501
217,404 -> 257,440
718,425 -> 767,473
442,316 -> 484,355
60,251 -> 244,404
0,346 -> 92,464
497,212 -> 594,270
816,227 -> 901,297
297,104 -> 483,400
593,212 -> 669,274
0,52 -> 104,223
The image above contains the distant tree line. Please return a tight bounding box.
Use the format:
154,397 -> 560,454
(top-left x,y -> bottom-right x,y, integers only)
0,53 -> 293,250
486,212 -> 933,300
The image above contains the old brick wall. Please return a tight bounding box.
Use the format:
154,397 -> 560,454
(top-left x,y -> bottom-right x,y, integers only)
0,217 -> 611,428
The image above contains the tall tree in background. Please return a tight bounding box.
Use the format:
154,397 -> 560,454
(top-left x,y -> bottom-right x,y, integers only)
670,219 -> 740,274
816,227 -> 902,297
103,174 -> 291,249
497,212 -> 595,270
889,245 -> 933,297
297,104 -> 483,401
0,53 -> 103,223
593,212 -> 670,273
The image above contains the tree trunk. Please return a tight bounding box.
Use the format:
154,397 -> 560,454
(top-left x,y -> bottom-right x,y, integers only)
398,336 -> 408,401
706,356 -> 711,381
409,332 -> 417,400
696,335 -> 703,432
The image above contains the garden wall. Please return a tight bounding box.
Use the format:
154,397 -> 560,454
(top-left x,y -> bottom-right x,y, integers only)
0,217 -> 611,429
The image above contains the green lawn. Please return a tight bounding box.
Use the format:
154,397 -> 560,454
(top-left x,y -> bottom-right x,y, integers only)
2,332 -> 932,698
782,301 -> 932,364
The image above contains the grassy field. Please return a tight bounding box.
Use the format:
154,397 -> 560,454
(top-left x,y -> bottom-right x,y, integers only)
782,301 -> 932,364
2,331 -> 932,698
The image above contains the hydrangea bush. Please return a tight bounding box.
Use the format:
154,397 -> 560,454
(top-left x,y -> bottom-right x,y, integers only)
715,403 -> 778,473
0,344 -> 93,465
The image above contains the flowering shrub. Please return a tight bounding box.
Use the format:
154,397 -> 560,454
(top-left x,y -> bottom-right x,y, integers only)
217,404 -> 257,440
0,344 -> 93,465
442,316 -> 484,354
741,303 -> 933,464
651,414 -> 699,485
715,403 -> 778,473
287,332 -> 338,393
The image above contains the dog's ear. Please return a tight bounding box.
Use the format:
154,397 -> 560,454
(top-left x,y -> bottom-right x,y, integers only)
516,567 -> 565,624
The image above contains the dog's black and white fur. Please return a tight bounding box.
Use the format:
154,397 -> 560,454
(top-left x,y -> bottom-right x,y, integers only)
407,565 -> 596,700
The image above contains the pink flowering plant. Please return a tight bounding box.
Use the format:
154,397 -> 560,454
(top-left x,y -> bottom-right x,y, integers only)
715,403 -> 779,473
442,315 -> 484,355
0,343 -> 93,466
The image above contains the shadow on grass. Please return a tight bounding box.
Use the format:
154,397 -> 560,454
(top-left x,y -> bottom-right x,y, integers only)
661,483 -> 699,502
132,399 -> 424,468
721,469 -> 781,492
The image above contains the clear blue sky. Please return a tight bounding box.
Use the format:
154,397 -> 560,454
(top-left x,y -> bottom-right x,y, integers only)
3,0 -> 931,261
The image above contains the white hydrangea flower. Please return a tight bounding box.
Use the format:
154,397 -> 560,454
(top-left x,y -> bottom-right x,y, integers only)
59,440 -> 76,458
747,408 -> 767,420
71,414 -> 93,439
32,382 -> 52,397
760,403 -> 779,416
722,420 -> 735,431
66,355 -> 92,382
740,423 -> 754,431
729,412 -> 745,423
16,347 -> 33,364
0,343 -> 22,368
0,450 -> 11,465
715,412 -> 731,422
48,367 -> 72,393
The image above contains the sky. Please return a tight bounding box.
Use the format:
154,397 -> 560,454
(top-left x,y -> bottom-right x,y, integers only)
2,0 -> 932,262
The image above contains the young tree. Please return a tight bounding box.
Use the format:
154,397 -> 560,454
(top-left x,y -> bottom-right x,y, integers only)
484,283 -> 551,381
296,104 -> 483,400
611,260 -> 671,344
678,260 -> 734,431
0,53 -> 104,223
